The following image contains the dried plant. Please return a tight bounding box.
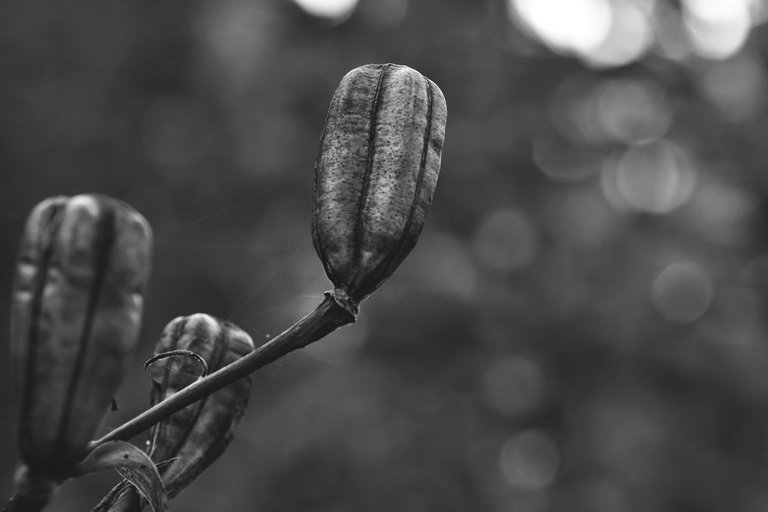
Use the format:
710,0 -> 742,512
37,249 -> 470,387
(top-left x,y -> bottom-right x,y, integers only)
3,63 -> 446,512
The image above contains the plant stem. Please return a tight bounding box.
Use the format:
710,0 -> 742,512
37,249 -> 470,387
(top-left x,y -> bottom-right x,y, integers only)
88,292 -> 356,449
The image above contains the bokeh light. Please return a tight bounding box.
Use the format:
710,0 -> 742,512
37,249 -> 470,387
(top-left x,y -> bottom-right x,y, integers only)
507,0 -> 655,67
532,137 -> 602,183
651,261 -> 714,323
499,430 -> 560,491
508,0 -> 768,66
602,140 -> 697,214
509,0 -> 612,58
293,0 -> 359,21
594,79 -> 671,145
580,0 -> 653,68
682,0 -> 751,59
549,76 -> 671,146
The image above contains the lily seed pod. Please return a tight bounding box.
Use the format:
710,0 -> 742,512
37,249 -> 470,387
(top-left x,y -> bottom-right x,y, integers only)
92,313 -> 254,512
146,314 -> 254,498
94,314 -> 254,512
312,63 -> 447,313
11,194 -> 153,482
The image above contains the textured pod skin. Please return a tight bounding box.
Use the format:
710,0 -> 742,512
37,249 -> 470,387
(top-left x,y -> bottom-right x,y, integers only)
11,194 -> 153,480
312,63 -> 447,306
147,314 -> 254,498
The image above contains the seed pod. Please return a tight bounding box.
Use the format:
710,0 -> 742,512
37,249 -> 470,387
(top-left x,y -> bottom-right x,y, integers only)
95,314 -> 254,512
148,314 -> 254,498
11,194 -> 153,481
312,63 -> 447,311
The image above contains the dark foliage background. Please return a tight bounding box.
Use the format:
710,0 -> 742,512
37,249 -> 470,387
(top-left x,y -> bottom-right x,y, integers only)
3,0 -> 768,511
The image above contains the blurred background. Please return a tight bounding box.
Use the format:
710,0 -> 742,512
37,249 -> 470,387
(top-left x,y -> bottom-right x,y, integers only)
2,0 -> 768,510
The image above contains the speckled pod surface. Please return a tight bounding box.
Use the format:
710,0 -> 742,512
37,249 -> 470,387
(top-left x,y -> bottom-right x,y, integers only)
312,63 -> 447,305
147,314 -> 254,498
11,195 -> 153,480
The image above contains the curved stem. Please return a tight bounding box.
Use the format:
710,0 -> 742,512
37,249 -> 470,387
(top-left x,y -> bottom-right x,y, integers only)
88,292 -> 356,449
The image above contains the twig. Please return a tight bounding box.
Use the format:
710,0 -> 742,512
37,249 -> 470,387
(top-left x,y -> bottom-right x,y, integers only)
88,292 -> 355,449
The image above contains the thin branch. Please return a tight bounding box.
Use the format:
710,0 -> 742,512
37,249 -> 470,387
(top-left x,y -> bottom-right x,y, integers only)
88,292 -> 355,449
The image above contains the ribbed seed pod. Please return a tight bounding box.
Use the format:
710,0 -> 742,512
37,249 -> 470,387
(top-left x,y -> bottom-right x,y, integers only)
92,315 -> 254,512
11,194 -> 153,481
147,314 -> 254,498
312,63 -> 447,311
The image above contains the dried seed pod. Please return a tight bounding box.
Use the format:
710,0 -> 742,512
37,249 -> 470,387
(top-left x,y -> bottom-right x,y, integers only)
11,194 -> 153,481
147,314 -> 254,498
94,314 -> 254,512
312,63 -> 447,312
